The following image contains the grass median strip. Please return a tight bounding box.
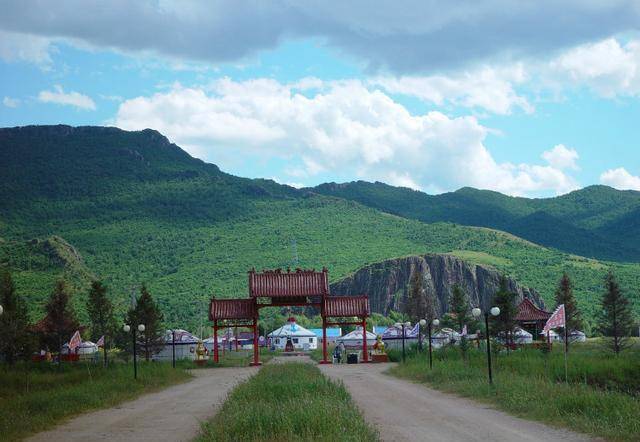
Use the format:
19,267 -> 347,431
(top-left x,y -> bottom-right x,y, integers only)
197,362 -> 379,442
388,342 -> 640,441
0,362 -> 191,441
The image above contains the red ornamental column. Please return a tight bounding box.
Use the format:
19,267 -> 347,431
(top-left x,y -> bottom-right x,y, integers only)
213,322 -> 219,363
361,318 -> 369,363
251,318 -> 261,366
320,317 -> 330,364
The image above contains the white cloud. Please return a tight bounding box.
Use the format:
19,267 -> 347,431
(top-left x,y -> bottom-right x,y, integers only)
541,144 -> 579,170
114,78 -> 577,196
600,167 -> 640,191
2,96 -> 20,108
38,85 -> 96,110
371,65 -> 533,115
550,38 -> 640,97
0,30 -> 54,69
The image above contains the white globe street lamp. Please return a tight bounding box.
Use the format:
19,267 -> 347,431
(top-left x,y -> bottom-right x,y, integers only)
124,323 -> 145,380
432,318 -> 440,327
138,324 -> 146,332
0,304 -> 4,316
123,324 -> 131,333
472,306 -> 500,385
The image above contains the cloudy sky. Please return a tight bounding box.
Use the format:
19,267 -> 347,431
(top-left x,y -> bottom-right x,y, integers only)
1,0 -> 640,196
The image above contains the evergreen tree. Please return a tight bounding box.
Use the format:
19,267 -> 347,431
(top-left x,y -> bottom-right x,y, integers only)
491,276 -> 517,345
449,284 -> 471,332
126,285 -> 164,361
599,272 -> 634,354
42,280 -> 79,354
86,280 -> 116,365
0,272 -> 35,364
554,272 -> 582,350
405,270 -> 428,323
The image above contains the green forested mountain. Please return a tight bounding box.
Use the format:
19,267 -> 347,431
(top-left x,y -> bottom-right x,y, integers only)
1,125 -> 638,332
311,181 -> 640,262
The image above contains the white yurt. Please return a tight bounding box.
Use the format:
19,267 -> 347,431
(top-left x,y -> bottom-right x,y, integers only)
268,317 -> 317,351
432,328 -> 461,348
153,329 -> 200,361
540,329 -> 562,342
512,327 -> 534,344
569,330 -> 587,343
380,325 -> 419,350
335,327 -> 377,349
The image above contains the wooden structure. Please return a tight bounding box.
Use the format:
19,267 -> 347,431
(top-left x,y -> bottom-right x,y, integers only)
209,268 -> 370,365
515,298 -> 551,338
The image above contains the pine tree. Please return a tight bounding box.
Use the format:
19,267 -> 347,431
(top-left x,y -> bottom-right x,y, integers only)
43,280 -> 79,354
0,272 -> 35,364
492,276 -> 517,345
554,272 -> 582,350
404,269 -> 427,322
126,285 -> 164,361
449,284 -> 471,332
86,280 -> 116,365
599,272 -> 634,354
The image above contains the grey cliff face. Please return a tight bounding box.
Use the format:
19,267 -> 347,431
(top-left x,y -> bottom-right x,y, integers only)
329,254 -> 544,316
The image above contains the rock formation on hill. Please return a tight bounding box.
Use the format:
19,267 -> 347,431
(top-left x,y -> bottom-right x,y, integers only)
330,254 -> 544,316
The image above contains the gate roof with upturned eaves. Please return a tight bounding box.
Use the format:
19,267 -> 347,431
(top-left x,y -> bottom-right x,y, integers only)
248,268 -> 329,298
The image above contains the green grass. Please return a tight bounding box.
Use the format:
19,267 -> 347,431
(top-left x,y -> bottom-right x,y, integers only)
0,361 -> 191,441
388,340 -> 640,441
175,349 -> 275,368
197,362 -> 379,442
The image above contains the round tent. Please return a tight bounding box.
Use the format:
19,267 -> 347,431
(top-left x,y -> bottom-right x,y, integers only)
154,329 -> 200,361
267,317 -> 317,351
335,327 -> 377,349
499,327 -> 533,344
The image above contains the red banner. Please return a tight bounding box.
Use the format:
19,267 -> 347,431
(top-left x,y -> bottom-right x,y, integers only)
543,304 -> 565,334
68,330 -> 82,351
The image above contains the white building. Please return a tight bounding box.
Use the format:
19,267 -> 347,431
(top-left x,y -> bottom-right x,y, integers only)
268,318 -> 317,351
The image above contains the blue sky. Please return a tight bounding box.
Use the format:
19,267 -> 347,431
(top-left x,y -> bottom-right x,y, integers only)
1,1 -> 640,197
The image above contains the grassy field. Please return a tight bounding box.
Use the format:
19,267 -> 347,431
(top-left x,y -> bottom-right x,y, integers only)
0,361 -> 191,441
388,340 -> 640,441
197,362 -> 379,442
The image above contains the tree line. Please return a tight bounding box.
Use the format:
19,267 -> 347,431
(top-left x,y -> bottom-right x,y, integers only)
0,272 -> 165,365
404,270 -> 637,355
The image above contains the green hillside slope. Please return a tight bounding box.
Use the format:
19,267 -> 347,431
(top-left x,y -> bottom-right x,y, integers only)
311,181 -> 640,262
1,125 -> 638,332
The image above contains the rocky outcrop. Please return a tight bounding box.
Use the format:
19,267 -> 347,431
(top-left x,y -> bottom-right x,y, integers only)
330,254 -> 544,316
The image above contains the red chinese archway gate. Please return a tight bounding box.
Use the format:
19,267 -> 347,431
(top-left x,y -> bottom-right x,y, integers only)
209,268 -> 370,365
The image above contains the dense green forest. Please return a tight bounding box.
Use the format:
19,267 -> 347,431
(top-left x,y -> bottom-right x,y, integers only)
312,181 -> 640,262
1,125 -> 638,332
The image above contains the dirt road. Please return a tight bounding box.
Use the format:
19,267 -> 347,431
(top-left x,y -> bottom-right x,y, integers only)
27,367 -> 255,442
319,362 -> 594,442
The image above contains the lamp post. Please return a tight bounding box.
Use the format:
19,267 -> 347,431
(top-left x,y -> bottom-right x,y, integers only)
394,321 -> 411,362
169,329 -> 176,368
472,307 -> 500,385
124,324 -> 145,380
427,318 -> 439,369
418,319 -> 426,352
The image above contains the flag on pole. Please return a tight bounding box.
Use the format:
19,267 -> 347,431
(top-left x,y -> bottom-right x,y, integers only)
461,324 -> 468,336
96,335 -> 105,347
543,304 -> 565,334
68,330 -> 82,351
407,322 -> 420,338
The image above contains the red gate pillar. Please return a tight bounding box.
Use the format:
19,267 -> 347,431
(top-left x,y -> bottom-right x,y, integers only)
361,318 -> 369,363
319,316 -> 330,364
250,318 -> 261,366
213,322 -> 219,363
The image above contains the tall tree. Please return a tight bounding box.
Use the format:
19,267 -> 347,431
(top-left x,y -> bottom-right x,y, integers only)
554,272 -> 582,350
449,284 -> 471,332
599,272 -> 634,354
405,270 -> 428,323
86,280 -> 116,366
42,280 -> 79,354
0,272 -> 35,364
126,285 -> 164,361
492,276 -> 517,345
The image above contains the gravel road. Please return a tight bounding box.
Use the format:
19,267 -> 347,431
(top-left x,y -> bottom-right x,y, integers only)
319,362 -> 595,442
26,367 -> 255,442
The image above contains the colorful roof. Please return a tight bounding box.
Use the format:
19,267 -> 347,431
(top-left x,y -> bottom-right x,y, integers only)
249,268 -> 329,297
515,298 -> 551,322
324,295 -> 369,317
